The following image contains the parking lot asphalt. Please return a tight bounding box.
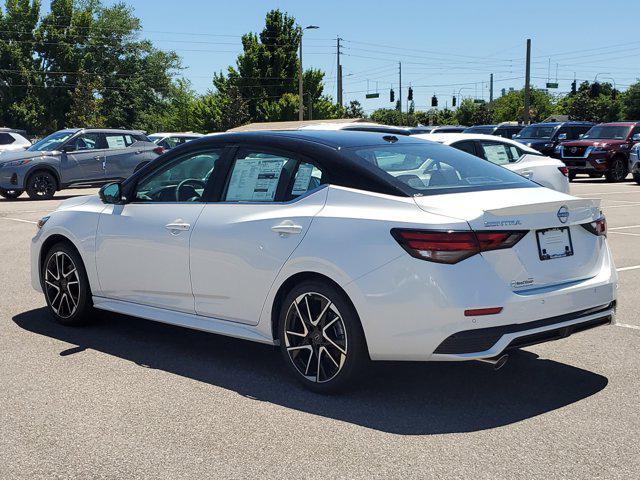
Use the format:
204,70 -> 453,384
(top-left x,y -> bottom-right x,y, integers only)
1,181 -> 639,480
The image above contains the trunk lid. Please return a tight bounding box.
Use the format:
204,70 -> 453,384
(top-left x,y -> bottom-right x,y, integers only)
413,187 -> 604,290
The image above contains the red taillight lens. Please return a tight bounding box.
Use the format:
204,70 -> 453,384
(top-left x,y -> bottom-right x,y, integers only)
153,146 -> 165,155
558,166 -> 569,177
581,216 -> 607,237
391,229 -> 527,264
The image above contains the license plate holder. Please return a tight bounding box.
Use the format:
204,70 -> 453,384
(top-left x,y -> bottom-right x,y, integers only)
536,227 -> 574,261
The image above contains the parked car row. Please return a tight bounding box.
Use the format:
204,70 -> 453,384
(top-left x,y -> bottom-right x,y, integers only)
0,128 -> 203,200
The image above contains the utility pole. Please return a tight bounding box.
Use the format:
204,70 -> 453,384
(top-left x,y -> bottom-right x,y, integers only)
489,73 -> 494,103
336,37 -> 343,107
524,38 -> 531,125
298,30 -> 304,121
398,61 -> 402,113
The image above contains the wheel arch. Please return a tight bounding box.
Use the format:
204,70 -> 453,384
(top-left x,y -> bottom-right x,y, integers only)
39,234 -> 82,277
269,271 -> 364,346
24,164 -> 61,190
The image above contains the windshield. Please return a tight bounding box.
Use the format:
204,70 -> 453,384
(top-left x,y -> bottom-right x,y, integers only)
28,131 -> 75,152
515,125 -> 556,139
464,126 -> 495,134
347,143 -> 533,195
148,135 -> 162,143
582,125 -> 630,140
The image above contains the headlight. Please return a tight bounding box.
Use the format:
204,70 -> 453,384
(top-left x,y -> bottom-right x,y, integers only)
36,216 -> 50,229
3,159 -> 31,167
554,145 -> 562,153
543,143 -> 554,148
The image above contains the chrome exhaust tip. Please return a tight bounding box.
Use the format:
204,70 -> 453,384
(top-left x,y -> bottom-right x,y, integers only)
477,354 -> 509,371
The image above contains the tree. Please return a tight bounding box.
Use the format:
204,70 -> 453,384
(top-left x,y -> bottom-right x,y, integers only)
621,81 -> 640,120
343,100 -> 364,118
491,88 -> 555,123
556,81 -> 622,122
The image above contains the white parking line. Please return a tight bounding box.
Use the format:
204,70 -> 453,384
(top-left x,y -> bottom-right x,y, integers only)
616,323 -> 640,330
0,217 -> 37,224
609,224 -> 640,230
609,231 -> 640,237
575,191 -> 639,196
617,265 -> 640,272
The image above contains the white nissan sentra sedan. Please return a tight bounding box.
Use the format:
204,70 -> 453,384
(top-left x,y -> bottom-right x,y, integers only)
31,131 -> 617,392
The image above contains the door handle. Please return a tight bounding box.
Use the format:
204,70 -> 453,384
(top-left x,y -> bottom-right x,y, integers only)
521,170 -> 534,179
271,220 -> 303,236
165,222 -> 191,234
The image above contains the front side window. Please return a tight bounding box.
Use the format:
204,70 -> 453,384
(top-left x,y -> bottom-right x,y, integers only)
134,150 -> 221,202
224,151 -> 294,202
0,133 -> 15,145
348,143 -> 532,195
70,133 -> 104,151
451,141 -> 476,156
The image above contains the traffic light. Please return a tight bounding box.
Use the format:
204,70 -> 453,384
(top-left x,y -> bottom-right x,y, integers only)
431,95 -> 438,107
407,87 -> 413,101
571,80 -> 577,94
390,88 -> 395,102
452,95 -> 457,107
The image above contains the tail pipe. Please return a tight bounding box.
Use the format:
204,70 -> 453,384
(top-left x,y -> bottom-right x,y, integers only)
477,354 -> 509,371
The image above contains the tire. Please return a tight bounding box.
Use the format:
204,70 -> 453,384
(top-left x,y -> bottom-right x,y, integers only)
26,170 -> 57,200
42,242 -> 94,326
634,172 -> 640,185
605,157 -> 628,182
588,173 -> 603,178
278,280 -> 368,393
568,171 -> 576,181
0,188 -> 23,199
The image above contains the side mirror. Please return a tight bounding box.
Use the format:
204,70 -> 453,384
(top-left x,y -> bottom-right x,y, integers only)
632,133 -> 640,142
61,144 -> 75,153
557,133 -> 567,140
578,133 -> 584,139
99,182 -> 123,204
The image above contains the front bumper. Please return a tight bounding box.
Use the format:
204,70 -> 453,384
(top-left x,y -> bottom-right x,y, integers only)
0,166 -> 27,189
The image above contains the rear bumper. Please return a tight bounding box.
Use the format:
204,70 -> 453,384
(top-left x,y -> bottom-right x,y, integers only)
433,302 -> 614,358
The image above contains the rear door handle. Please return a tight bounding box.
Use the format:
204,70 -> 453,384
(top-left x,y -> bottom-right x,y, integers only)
165,222 -> 191,234
271,221 -> 303,236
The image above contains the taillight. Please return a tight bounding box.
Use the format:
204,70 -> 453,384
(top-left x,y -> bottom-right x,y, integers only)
581,216 -> 607,237
558,166 -> 569,177
391,229 -> 527,264
153,146 -> 165,155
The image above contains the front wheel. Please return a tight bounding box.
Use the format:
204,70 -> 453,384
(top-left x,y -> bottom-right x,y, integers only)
278,281 -> 368,393
42,242 -> 93,326
0,188 -> 23,199
633,172 -> 640,185
26,171 -> 57,200
605,157 -> 628,182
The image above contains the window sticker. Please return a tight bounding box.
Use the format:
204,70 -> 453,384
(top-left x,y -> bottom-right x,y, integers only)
106,135 -> 126,149
291,163 -> 314,195
226,157 -> 286,201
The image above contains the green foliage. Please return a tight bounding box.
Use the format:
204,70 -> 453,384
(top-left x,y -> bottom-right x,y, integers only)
556,81 -> 622,122
491,88 -> 555,123
622,82 -> 640,120
0,0 -> 180,134
343,100 -> 364,118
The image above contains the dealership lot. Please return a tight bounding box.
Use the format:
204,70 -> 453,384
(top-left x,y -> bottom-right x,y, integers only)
1,181 -> 639,479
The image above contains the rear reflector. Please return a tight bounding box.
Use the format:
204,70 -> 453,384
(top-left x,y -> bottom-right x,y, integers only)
391,229 -> 527,264
558,166 -> 569,177
464,307 -> 503,317
581,215 -> 607,237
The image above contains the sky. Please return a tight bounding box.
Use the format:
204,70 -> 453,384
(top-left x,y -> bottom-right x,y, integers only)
104,0 -> 640,113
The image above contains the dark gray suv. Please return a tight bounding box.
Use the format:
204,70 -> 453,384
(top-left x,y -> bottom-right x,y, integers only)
0,128 -> 162,200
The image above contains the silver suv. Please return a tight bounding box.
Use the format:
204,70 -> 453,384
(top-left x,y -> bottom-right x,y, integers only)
0,128 -> 163,200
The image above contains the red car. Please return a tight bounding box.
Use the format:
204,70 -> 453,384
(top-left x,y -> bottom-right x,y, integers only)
554,122 -> 640,182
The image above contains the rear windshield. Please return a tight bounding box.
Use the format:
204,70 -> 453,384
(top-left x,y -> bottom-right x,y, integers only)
464,126 -> 495,134
582,125 -> 630,140
515,125 -> 556,139
346,142 -> 534,195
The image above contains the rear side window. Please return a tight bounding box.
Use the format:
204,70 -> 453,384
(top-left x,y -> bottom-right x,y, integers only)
0,133 -> 15,145
451,141 -> 476,156
224,151 -> 294,202
289,161 -> 325,199
348,143 -> 532,195
478,141 -> 518,165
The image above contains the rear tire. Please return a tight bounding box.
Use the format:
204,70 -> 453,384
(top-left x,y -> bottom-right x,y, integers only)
278,280 -> 368,393
588,173 -> 603,178
0,188 -> 23,199
605,157 -> 628,182
568,171 -> 576,181
26,171 -> 57,200
42,242 -> 94,326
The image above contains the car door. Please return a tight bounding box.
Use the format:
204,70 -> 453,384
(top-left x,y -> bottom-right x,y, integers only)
62,132 -> 107,183
103,133 -> 149,179
94,148 -> 224,312
189,147 -> 328,325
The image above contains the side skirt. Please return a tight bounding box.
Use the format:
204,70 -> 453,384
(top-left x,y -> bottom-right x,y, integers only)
92,296 -> 275,345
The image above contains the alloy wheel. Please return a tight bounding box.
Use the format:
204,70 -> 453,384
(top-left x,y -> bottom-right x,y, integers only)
32,174 -> 56,197
283,292 -> 348,383
44,251 -> 81,319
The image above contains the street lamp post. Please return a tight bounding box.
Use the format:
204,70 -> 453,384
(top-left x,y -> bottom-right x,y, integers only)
298,25 -> 319,121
